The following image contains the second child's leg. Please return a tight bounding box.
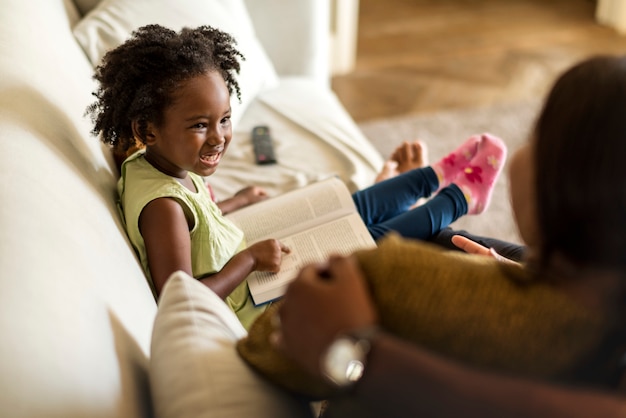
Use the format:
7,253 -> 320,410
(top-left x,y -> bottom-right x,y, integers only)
353,133 -> 489,226
366,184 -> 468,240
375,140 -> 428,183
360,134 -> 508,241
353,167 -> 440,226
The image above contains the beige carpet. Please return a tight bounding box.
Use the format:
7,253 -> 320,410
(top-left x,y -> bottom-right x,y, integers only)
358,99 -> 543,246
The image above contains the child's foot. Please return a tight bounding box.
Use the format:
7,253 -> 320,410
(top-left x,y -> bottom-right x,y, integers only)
452,133 -> 507,215
375,160 -> 400,183
431,134 -> 482,189
375,140 -> 428,183
392,140 -> 428,173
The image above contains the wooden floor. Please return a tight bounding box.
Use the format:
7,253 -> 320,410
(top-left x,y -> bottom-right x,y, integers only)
332,0 -> 626,123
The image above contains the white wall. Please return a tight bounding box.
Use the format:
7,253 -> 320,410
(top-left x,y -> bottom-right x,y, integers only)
596,0 -> 626,34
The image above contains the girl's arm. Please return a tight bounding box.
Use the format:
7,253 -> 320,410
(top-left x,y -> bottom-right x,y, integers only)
140,197 -> 195,297
140,197 -> 289,299
199,238 -> 290,298
216,186 -> 269,215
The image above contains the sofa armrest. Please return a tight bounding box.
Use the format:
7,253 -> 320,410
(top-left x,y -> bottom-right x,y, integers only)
243,0 -> 331,86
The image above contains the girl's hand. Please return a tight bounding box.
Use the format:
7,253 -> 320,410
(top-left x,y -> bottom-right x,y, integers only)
216,186 -> 269,214
451,235 -> 519,265
272,255 -> 379,378
247,239 -> 290,272
233,186 -> 269,206
199,239 -> 288,298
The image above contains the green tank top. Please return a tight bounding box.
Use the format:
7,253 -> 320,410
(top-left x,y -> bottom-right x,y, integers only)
118,152 -> 265,329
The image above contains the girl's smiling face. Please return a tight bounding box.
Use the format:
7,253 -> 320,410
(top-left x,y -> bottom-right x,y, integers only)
143,70 -> 232,179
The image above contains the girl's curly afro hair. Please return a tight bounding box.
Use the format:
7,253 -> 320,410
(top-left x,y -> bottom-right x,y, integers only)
86,24 -> 243,154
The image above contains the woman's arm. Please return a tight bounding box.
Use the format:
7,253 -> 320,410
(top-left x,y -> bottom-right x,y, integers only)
451,234 -> 520,265
355,332 -> 626,418
274,254 -> 626,418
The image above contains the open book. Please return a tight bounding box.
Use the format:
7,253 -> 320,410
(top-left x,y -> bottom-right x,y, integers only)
225,176 -> 377,305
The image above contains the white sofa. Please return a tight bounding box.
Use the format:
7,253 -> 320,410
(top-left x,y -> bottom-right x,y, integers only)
0,0 -> 383,416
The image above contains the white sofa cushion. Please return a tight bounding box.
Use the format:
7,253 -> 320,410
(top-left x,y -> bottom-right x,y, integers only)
150,271 -> 313,418
1,0 -> 158,415
72,0 -> 279,128
72,0 -> 101,16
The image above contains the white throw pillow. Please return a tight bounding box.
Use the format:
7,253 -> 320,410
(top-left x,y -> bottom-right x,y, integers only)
72,0 -> 279,127
150,271 -> 313,418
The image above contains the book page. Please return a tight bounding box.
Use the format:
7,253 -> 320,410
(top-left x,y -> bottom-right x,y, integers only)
225,177 -> 356,243
246,213 -> 376,305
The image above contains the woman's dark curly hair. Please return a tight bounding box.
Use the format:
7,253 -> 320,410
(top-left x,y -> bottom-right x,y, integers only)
86,24 -> 244,153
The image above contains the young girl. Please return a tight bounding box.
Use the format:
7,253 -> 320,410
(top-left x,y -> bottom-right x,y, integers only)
87,24 -> 506,329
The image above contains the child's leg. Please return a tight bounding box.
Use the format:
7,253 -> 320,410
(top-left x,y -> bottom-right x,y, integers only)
366,184 -> 468,240
362,134 -> 507,240
431,133 -> 482,188
354,134 -> 486,225
452,133 -> 507,214
353,167 -> 440,226
375,140 -> 428,183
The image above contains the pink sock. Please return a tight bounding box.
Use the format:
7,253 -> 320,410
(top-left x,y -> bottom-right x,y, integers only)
452,133 -> 507,215
431,134 -> 482,190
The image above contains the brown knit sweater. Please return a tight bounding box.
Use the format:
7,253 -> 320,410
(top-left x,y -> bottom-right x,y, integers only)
237,234 -> 609,399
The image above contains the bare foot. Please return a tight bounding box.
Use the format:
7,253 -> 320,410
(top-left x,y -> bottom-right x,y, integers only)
375,140 -> 428,183
375,160 -> 399,183
392,140 -> 428,173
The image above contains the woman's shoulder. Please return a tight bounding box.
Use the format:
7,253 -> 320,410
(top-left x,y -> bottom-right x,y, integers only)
353,232 -> 537,302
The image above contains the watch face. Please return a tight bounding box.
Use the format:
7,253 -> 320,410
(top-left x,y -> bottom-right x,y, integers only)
322,337 -> 368,387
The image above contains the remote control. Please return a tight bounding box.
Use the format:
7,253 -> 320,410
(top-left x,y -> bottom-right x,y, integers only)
251,125 -> 277,165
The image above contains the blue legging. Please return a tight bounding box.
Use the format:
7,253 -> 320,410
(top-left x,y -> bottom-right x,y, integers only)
352,167 -> 468,241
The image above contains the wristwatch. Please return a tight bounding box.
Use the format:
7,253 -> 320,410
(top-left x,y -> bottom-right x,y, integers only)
320,326 -> 380,389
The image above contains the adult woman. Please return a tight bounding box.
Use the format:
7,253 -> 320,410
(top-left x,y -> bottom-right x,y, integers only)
268,55 -> 626,415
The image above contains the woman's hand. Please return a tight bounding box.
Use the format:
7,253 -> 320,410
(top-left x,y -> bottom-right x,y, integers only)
451,235 -> 519,265
272,254 -> 379,378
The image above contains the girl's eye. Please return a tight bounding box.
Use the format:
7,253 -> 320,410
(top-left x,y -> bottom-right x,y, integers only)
193,123 -> 207,129
221,116 -> 231,125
